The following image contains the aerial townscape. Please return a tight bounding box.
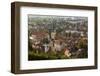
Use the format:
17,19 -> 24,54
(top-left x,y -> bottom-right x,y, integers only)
28,15 -> 88,60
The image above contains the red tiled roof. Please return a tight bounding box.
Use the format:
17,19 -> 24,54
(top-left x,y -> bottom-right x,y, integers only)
32,32 -> 48,38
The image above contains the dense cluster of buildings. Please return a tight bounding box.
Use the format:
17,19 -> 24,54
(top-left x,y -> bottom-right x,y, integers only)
28,15 -> 88,57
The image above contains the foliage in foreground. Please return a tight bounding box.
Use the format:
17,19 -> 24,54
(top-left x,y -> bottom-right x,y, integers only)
28,51 -> 69,60
28,49 -> 88,60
